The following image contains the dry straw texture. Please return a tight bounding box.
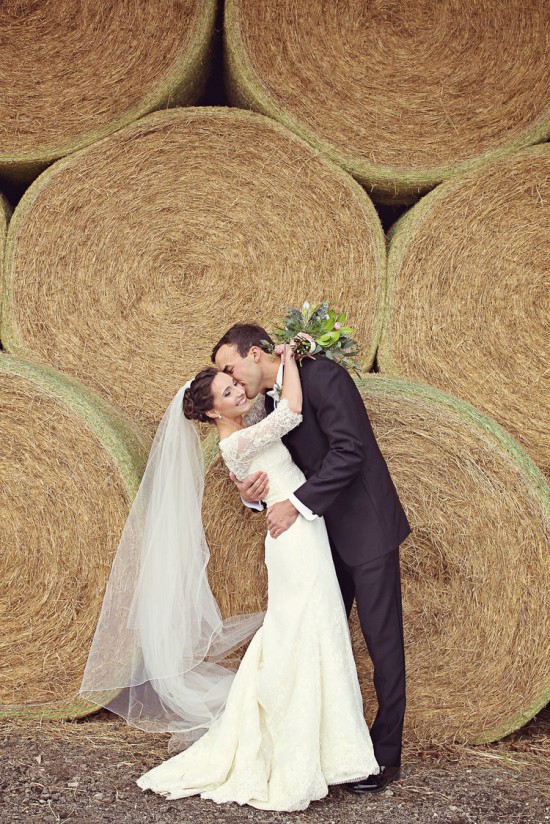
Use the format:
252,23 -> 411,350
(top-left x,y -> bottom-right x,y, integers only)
0,355 -> 149,720
0,0 -> 216,182
203,375 -> 549,745
225,0 -> 550,203
2,107 -> 386,438
379,145 -> 550,477
0,192 -> 11,323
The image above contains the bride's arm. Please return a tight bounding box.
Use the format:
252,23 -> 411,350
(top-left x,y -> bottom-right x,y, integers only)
280,344 -> 302,414
219,351 -> 303,479
234,346 -> 301,506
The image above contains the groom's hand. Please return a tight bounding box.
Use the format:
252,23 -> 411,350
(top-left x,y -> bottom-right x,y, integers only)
230,470 -> 269,504
266,499 -> 299,539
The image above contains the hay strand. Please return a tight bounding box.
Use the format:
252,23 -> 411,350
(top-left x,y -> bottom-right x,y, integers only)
379,144 -> 550,477
2,106 -> 385,438
0,355 -> 149,720
224,0 -> 550,203
202,375 -> 549,744
0,0 -> 217,182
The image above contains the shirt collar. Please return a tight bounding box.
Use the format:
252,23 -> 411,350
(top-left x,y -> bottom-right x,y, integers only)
266,362 -> 284,401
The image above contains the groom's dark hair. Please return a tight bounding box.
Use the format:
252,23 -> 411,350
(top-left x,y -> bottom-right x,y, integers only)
211,324 -> 273,362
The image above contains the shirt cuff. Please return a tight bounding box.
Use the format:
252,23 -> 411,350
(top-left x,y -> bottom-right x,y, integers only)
289,492 -> 317,521
242,496 -> 264,512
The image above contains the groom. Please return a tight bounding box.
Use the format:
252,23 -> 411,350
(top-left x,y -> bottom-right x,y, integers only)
212,323 -> 411,792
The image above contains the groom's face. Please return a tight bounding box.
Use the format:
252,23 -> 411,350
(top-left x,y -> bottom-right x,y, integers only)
214,344 -> 263,399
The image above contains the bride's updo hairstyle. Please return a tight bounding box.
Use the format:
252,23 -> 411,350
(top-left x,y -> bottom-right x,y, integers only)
182,368 -> 219,423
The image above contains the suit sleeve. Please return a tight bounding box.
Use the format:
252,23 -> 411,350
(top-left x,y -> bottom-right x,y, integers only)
291,362 -> 365,517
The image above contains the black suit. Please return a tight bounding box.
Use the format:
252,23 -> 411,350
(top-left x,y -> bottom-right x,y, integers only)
265,356 -> 411,767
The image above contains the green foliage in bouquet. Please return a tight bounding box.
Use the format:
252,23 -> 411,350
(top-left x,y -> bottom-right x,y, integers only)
262,301 -> 362,376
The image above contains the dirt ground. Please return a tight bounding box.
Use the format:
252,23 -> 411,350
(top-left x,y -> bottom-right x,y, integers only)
1,707 -> 548,824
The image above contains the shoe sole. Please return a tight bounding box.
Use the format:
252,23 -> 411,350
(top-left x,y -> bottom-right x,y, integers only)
344,772 -> 401,794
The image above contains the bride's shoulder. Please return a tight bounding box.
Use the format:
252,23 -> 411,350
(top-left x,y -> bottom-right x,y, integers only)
218,428 -> 241,450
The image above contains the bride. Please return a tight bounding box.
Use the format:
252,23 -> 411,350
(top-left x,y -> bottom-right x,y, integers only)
80,344 -> 378,812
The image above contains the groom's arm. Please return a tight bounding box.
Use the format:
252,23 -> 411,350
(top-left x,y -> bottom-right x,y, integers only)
266,359 -> 365,537
291,360 -> 365,517
232,471 -> 269,509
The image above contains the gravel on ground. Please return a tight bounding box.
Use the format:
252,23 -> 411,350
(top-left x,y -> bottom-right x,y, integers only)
1,708 -> 548,824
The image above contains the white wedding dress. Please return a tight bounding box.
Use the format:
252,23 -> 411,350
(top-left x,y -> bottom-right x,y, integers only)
136,399 -> 378,811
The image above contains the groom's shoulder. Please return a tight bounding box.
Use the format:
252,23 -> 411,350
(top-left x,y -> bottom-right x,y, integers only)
302,353 -> 348,374
301,354 -> 357,389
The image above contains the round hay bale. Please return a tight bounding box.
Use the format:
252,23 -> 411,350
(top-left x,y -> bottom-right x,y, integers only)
224,0 -> 550,203
2,107 -> 386,438
0,0 -> 217,182
379,144 -> 550,477
203,375 -> 549,745
0,355 -> 149,720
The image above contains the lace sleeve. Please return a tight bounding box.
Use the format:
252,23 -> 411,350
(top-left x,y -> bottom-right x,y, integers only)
219,398 -> 302,479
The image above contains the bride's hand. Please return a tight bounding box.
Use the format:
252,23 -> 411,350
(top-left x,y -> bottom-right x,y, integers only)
280,343 -> 295,365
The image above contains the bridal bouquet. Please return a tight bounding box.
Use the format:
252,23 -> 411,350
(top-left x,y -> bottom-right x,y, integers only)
262,301 -> 362,376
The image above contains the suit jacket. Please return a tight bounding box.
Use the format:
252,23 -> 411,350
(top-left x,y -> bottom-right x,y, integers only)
265,356 -> 411,566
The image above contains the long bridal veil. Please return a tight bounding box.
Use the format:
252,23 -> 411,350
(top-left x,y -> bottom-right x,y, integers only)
80,385 -> 264,749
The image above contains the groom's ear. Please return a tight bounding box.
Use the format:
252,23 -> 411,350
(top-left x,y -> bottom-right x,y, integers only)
248,346 -> 262,363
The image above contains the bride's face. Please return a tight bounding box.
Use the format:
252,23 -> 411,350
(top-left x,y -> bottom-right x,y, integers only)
214,344 -> 264,399
210,372 -> 251,420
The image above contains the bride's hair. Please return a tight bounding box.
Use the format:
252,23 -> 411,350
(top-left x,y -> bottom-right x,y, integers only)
182,368 -> 219,423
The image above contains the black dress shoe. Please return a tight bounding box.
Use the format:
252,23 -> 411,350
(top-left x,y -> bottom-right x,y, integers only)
345,765 -> 401,793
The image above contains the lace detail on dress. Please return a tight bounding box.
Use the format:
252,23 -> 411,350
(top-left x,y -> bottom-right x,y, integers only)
219,398 -> 302,481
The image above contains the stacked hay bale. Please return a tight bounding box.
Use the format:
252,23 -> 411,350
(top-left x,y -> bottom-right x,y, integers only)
224,0 -> 550,203
0,355 -> 149,720
1,2 -> 547,748
203,375 -> 550,744
379,145 -> 549,477
0,0 -> 217,183
2,107 -> 386,438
